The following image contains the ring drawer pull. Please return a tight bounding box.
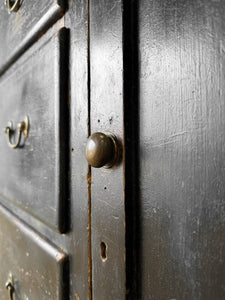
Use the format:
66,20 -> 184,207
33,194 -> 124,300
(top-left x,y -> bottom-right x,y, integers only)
5,273 -> 14,300
5,0 -> 20,14
4,115 -> 29,149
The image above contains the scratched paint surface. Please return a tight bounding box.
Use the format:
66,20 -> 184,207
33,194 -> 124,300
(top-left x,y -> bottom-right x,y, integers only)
0,0 -> 66,69
139,0 -> 225,299
0,29 -> 68,232
0,204 -> 68,299
89,0 -> 125,299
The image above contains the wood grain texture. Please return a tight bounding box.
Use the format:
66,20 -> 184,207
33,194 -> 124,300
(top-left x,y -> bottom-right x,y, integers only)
0,204 -> 68,300
89,0 -> 125,299
0,28 -> 69,233
138,0 -> 225,299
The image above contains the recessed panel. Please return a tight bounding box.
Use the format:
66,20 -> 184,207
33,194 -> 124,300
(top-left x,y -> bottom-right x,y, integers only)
0,28 -> 69,232
0,204 -> 68,299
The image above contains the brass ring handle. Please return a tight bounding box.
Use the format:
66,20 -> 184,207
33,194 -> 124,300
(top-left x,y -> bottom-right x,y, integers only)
4,115 -> 29,149
5,274 -> 14,300
5,0 -> 20,14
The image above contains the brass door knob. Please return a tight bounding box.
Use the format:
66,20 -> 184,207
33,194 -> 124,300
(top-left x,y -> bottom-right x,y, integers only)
85,132 -> 118,168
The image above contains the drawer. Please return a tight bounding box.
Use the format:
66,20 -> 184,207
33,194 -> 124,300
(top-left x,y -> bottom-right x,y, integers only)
0,204 -> 68,300
0,0 -> 67,74
0,27 -> 69,232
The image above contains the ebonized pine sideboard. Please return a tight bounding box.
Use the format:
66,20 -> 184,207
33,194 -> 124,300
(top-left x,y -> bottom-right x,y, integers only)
0,1 -> 225,299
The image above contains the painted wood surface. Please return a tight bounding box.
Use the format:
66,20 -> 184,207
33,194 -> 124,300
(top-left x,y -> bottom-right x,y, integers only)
0,204 -> 68,299
89,0 -> 125,299
138,0 -> 225,299
0,0 -> 67,74
0,28 -> 69,232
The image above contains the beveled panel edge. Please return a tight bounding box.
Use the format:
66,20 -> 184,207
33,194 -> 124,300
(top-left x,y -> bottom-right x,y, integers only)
0,203 -> 68,263
0,2 -> 66,77
0,202 -> 70,299
0,28 -> 70,234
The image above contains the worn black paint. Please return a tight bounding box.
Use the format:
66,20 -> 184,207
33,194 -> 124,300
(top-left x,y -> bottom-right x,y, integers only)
0,0 -> 224,299
65,1 -> 90,299
89,0 -> 125,299
0,28 -> 69,233
0,204 -> 69,299
0,1 -> 89,299
0,0 -> 67,75
138,0 -> 225,299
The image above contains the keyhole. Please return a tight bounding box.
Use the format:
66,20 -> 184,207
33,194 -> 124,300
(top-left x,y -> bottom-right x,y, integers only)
100,242 -> 107,261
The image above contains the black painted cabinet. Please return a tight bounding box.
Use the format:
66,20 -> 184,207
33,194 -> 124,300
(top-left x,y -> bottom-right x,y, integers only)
0,0 -> 225,299
136,1 -> 225,299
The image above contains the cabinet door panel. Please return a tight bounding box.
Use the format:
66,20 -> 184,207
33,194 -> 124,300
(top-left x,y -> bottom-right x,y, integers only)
138,0 -> 225,299
0,28 -> 69,232
0,204 -> 68,300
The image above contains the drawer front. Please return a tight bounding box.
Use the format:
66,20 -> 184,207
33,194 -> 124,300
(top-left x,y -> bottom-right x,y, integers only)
0,27 -> 69,232
0,0 -> 67,74
0,204 -> 68,300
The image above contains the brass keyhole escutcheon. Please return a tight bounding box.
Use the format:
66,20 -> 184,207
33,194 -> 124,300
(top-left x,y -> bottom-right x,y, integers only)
5,0 -> 20,13
85,132 -> 119,168
4,115 -> 29,149
5,273 -> 14,300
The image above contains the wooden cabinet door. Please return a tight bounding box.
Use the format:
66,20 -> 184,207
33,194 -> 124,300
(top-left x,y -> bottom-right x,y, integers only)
2,0 -> 225,299
136,0 -> 225,299
89,1 -> 125,299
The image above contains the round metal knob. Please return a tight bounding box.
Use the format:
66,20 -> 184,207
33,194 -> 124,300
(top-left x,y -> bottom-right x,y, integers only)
85,132 -> 117,168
